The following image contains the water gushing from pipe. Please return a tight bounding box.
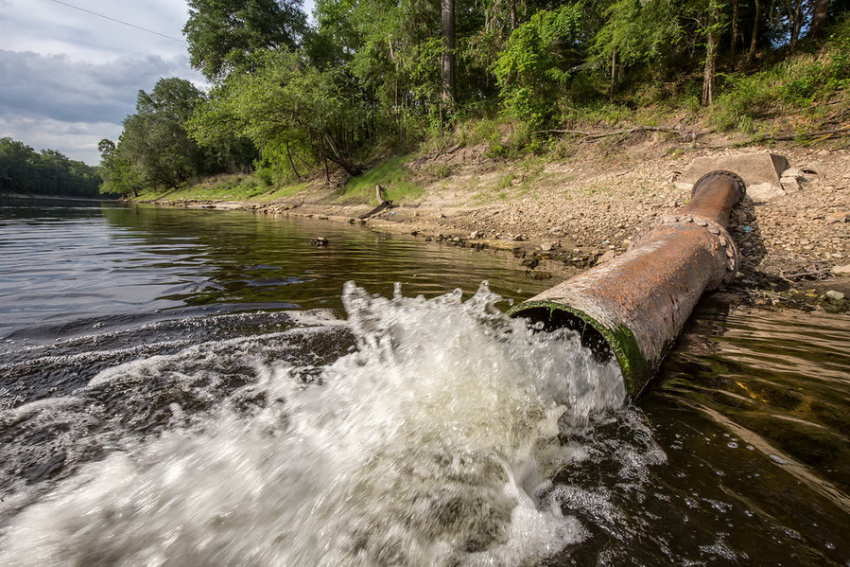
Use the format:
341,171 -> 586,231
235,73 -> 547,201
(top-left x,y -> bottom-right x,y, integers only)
509,171 -> 746,395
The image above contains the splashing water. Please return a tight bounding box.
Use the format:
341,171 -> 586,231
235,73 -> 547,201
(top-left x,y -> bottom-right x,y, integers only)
0,283 -> 663,566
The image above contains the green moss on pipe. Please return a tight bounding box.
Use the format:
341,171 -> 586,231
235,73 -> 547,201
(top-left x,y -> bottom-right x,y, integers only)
507,300 -> 652,396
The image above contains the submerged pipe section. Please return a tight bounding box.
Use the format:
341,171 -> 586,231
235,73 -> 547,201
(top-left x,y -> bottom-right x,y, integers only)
508,170 -> 746,396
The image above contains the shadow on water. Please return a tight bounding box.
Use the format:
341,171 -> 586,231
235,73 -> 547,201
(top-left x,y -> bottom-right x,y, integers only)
539,297 -> 850,566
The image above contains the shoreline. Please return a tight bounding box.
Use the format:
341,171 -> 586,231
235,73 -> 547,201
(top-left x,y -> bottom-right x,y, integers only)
137,141 -> 850,311
0,192 -> 112,203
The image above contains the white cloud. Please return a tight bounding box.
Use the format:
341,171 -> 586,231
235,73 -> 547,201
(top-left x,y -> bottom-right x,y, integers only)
0,0 -> 201,165
0,115 -> 122,165
0,0 -> 190,63
0,50 -> 199,123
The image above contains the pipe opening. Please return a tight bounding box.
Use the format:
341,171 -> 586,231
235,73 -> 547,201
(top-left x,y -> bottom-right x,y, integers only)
516,307 -> 614,365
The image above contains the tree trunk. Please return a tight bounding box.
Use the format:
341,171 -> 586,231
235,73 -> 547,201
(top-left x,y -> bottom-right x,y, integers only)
748,0 -> 761,62
809,0 -> 829,39
702,3 -> 720,106
322,131 -> 363,177
285,143 -> 301,181
789,0 -> 804,50
509,0 -> 517,31
318,140 -> 331,183
609,50 -> 618,99
731,0 -> 739,57
441,0 -> 456,108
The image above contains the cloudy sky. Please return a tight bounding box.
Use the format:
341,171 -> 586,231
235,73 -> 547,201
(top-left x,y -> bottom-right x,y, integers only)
0,0 -> 204,165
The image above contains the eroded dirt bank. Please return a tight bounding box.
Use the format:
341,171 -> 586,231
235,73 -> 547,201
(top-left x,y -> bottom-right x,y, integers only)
144,138 -> 850,310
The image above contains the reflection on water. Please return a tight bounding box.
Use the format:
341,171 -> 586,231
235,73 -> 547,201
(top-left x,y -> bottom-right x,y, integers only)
97,204 -> 558,312
0,199 -> 848,565
0,200 -> 554,344
634,302 -> 850,566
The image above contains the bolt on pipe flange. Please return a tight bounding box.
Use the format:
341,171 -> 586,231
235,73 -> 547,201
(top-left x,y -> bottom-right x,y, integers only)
630,214 -> 740,287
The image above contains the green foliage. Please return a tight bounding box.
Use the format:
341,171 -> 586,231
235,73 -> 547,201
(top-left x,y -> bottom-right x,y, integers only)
820,16 -> 850,90
184,0 -> 307,79
111,79 -> 211,191
101,78 -> 243,196
99,151 -> 145,196
712,21 -> 850,132
493,4 -> 590,126
453,118 -> 501,148
189,50 -> 372,178
591,0 -> 683,68
0,137 -> 101,197
110,0 -> 850,198
337,155 -> 422,203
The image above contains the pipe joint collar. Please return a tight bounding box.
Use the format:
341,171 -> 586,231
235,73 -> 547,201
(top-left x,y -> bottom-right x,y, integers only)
692,170 -> 746,200
630,215 -> 739,287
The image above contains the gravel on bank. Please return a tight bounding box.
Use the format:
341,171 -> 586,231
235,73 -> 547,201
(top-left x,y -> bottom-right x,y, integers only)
143,139 -> 850,310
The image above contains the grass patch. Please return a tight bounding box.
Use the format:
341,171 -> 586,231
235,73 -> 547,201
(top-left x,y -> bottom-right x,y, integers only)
495,172 -> 516,192
336,155 -> 423,204
255,182 -> 312,201
711,24 -> 850,132
135,174 -> 310,202
422,162 -> 454,181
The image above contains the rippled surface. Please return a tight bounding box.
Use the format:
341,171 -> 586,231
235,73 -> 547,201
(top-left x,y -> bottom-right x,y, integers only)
1,198 -> 848,566
634,303 -> 850,566
0,200 -> 553,348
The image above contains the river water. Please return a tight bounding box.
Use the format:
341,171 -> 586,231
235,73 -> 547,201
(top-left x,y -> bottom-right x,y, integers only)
0,198 -> 848,566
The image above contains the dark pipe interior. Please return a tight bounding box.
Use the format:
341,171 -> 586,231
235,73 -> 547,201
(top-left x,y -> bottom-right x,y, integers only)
515,307 -> 614,365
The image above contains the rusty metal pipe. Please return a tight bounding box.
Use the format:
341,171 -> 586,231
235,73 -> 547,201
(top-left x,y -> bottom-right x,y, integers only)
508,171 -> 746,396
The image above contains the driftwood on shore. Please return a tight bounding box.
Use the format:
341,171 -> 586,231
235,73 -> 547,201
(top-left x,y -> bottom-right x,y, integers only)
750,127 -> 850,144
359,185 -> 393,219
538,122 -> 850,148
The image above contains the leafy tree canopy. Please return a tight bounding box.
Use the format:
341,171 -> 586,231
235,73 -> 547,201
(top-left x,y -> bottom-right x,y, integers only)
100,78 -> 248,195
184,0 -> 308,79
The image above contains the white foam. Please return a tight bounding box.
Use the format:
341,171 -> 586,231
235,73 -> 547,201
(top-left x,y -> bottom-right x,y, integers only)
0,282 -> 657,566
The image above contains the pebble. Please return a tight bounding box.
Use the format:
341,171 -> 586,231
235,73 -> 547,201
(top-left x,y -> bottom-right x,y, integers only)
825,290 -> 845,301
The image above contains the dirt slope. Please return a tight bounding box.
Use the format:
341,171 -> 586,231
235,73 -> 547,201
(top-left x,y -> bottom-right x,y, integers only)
150,135 -> 850,307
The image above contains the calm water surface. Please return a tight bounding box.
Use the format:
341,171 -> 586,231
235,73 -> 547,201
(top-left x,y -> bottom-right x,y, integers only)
0,198 -> 848,566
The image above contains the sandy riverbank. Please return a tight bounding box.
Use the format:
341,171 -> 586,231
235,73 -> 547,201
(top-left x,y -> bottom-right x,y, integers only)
140,138 -> 850,310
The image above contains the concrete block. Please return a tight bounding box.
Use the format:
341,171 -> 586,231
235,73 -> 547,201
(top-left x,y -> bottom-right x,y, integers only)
780,176 -> 801,193
675,152 -> 790,203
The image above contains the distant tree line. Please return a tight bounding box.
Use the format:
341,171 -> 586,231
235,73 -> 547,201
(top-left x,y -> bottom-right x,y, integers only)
0,137 -> 102,198
98,77 -> 256,197
99,0 -> 850,193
